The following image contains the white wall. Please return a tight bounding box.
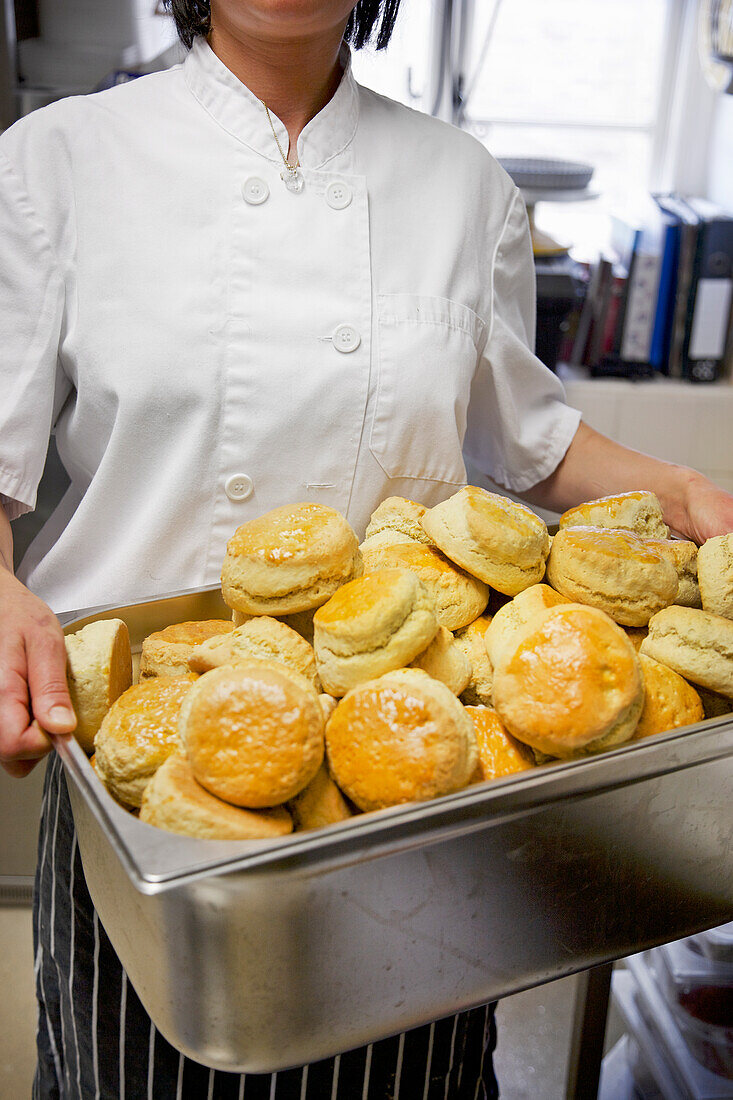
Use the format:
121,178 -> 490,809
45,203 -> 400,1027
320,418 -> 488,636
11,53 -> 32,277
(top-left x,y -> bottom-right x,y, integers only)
707,92 -> 733,208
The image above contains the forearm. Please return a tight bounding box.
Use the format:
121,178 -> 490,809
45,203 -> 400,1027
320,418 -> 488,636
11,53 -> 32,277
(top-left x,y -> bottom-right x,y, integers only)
0,504 -> 14,574
522,420 -> 731,542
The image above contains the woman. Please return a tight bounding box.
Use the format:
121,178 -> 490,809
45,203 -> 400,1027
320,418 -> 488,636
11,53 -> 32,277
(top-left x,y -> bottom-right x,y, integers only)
1,1 -> 732,1096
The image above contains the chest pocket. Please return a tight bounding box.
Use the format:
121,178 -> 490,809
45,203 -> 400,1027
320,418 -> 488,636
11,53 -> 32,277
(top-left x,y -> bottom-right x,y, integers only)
369,294 -> 486,484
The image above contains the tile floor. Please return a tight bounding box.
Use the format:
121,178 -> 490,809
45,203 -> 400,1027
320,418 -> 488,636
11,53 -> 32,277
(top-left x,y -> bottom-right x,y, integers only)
1,903 -> 624,1099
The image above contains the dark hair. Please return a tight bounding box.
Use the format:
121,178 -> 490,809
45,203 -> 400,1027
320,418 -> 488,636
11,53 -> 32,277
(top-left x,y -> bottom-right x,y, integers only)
164,1 -> 402,52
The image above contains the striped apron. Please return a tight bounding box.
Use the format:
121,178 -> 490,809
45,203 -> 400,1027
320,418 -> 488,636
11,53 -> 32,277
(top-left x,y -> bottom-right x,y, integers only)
33,753 -> 498,1099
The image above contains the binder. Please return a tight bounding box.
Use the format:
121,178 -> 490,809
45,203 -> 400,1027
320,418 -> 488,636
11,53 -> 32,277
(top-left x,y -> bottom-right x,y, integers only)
653,195 -> 701,378
678,197 -> 733,383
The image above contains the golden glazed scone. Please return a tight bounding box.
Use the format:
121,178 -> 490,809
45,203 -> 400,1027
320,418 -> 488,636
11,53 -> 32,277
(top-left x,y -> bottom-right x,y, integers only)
419,486 -> 550,596
221,502 -> 362,615
179,661 -> 324,807
288,762 -> 354,831
188,615 -> 320,689
697,533 -> 733,619
559,491 -> 669,539
325,668 -> 478,812
640,606 -> 733,698
139,620 -> 233,679
364,496 -> 436,546
453,614 -> 494,706
484,584 -> 570,669
491,604 -> 645,758
640,538 -> 701,608
360,540 -> 489,631
409,625 -> 472,696
312,569 -> 439,696
93,675 -> 197,808
633,654 -> 704,740
546,527 -> 679,626
465,706 -> 535,782
140,753 -> 293,840
65,618 -> 133,754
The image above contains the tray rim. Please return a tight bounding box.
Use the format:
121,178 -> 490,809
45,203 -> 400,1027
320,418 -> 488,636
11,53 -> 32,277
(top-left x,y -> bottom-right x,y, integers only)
57,584 -> 733,896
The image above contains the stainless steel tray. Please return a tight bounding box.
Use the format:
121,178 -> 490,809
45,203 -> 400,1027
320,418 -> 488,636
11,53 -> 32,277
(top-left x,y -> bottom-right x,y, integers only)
57,586 -> 733,1073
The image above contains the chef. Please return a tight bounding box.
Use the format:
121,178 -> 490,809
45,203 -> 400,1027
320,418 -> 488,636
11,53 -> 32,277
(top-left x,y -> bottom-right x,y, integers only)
1,0 -> 732,1096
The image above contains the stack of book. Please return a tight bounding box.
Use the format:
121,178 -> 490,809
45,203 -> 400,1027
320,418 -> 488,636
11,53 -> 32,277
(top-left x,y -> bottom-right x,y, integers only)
565,195 -> 733,382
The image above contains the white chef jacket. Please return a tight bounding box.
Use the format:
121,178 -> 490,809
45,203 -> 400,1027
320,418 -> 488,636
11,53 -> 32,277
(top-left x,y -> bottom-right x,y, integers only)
0,38 -> 581,615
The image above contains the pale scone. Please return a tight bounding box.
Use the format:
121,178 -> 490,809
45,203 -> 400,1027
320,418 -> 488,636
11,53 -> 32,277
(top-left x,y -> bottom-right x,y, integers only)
697,533 -> 733,619
139,620 -> 233,679
483,584 -> 570,669
491,604 -> 645,758
278,607 -> 316,645
93,675 -> 197,808
453,615 -> 493,706
409,625 -> 472,696
65,618 -> 133,754
559,491 -> 669,539
179,661 -> 325,808
188,615 -> 320,689
640,538 -> 701,608
288,762 -> 354,831
465,706 -> 535,783
221,502 -> 362,615
359,531 -> 417,551
364,496 -> 435,546
360,539 -> 489,630
640,606 -> 733,698
546,527 -> 679,626
313,569 -> 439,696
325,668 -> 477,811
633,654 -> 704,740
140,753 -> 293,840
419,486 -> 550,596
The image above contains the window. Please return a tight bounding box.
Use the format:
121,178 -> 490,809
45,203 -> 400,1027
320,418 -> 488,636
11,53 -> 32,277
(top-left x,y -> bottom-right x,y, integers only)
352,0 -> 705,257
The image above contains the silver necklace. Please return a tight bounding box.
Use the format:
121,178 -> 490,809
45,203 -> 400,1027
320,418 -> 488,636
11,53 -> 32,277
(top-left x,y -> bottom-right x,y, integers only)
262,102 -> 304,193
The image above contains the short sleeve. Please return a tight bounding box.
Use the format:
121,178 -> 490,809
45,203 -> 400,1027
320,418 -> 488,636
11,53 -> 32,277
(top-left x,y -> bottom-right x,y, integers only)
0,148 -> 69,519
463,189 -> 581,493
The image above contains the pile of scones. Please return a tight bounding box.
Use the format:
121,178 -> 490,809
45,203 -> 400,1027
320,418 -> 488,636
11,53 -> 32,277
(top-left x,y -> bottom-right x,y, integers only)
62,487 -> 733,840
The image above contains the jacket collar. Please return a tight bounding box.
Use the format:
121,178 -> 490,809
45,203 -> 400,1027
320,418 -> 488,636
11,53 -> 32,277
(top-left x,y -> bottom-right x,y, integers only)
183,36 -> 359,169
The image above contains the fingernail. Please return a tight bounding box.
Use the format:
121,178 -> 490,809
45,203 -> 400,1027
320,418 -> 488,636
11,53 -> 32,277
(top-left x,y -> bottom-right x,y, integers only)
48,705 -> 74,724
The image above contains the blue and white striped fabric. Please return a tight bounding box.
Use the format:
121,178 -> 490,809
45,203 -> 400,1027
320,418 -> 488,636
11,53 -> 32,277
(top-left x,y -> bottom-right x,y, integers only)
33,754 -> 498,1099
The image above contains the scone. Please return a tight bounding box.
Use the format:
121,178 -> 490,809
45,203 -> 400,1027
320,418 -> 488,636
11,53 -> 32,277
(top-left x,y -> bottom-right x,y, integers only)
364,496 -> 435,546
313,569 -> 439,696
640,606 -> 733,698
93,675 -> 197,808
483,584 -> 570,669
453,614 -> 494,706
140,753 -> 293,840
179,661 -> 324,807
139,620 -> 233,679
624,626 -> 648,652
696,686 -> 733,719
221,502 -> 362,615
65,618 -> 133,753
465,706 -> 535,782
288,762 -> 354,831
633,654 -> 704,740
360,539 -> 489,630
697,533 -> 733,619
559,491 -> 669,538
410,625 -> 472,696
188,615 -> 319,689
491,604 -> 645,758
640,538 -> 701,608
325,668 -> 477,811
419,486 -> 550,596
359,531 -> 418,551
546,527 -> 679,626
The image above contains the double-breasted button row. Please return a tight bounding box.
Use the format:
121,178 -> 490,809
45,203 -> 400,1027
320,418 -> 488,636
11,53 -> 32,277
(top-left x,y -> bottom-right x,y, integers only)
241,177 -> 353,208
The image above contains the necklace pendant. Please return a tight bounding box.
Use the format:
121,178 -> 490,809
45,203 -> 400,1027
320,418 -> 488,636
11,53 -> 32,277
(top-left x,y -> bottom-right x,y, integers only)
281,167 -> 304,194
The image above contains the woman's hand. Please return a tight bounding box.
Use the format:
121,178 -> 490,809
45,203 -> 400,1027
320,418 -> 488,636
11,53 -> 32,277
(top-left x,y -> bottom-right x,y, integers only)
677,471 -> 733,544
0,569 -> 76,777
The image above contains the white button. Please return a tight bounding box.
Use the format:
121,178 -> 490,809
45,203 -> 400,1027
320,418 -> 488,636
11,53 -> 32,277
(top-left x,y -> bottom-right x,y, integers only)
326,180 -> 352,210
225,474 -> 254,501
242,177 -> 269,205
332,324 -> 361,354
